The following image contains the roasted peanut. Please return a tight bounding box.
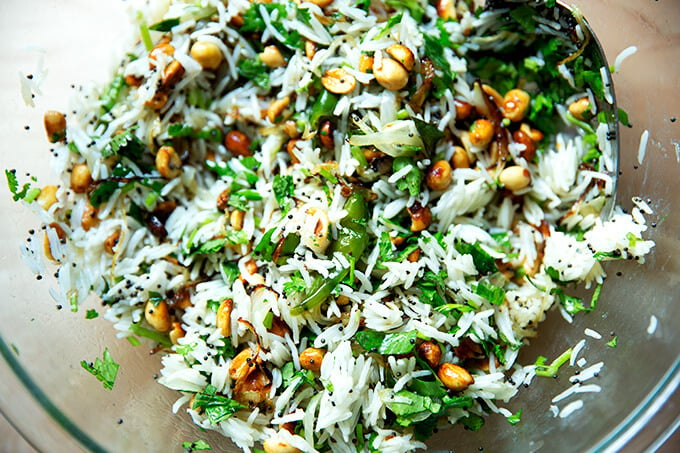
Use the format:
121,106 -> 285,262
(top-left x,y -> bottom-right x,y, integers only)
169,322 -> 186,345
44,110 -> 66,143
482,84 -> 503,107
230,209 -> 244,231
437,363 -> 474,391
307,0 -> 333,7
267,96 -> 290,123
229,348 -> 257,381
499,165 -> 531,192
469,119 -> 494,148
386,44 -> 415,71
407,248 -> 420,262
336,295 -> 351,306
426,160 -> 453,191
502,89 -> 531,122
81,204 -> 99,231
286,139 -> 301,164
259,45 -> 286,68
407,202 -> 432,232
225,130 -> 253,157
417,341 -> 442,368
299,347 -> 325,372
36,185 -> 58,210
319,120 -> 334,150
190,41 -> 223,70
305,40 -> 317,60
104,230 -> 121,254
451,146 -> 471,169
156,145 -> 182,179
568,96 -> 591,121
520,123 -> 544,143
282,120 -> 300,139
172,285 -> 193,310
373,57 -> 409,91
70,163 -> 92,193
358,54 -> 374,74
216,189 -> 230,211
145,91 -> 168,110
513,129 -> 536,162
161,60 -> 185,90
321,68 -> 357,94
216,298 -> 233,337
263,436 -> 301,453
124,74 -> 143,87
145,299 -> 172,332
437,0 -> 457,20
149,41 -> 175,64
454,99 -> 473,121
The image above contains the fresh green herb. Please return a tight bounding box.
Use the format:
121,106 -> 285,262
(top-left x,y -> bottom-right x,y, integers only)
102,127 -> 145,161
283,272 -> 307,297
272,175 -> 295,209
416,270 -> 448,307
435,303 -> 475,314
148,291 -> 164,307
80,348 -> 119,390
205,159 -> 235,178
182,440 -> 211,451
129,322 -> 172,347
387,390 -> 441,427
455,241 -> 498,275
377,13 -> 403,39
126,336 -> 141,347
207,300 -> 221,313
100,74 -> 126,113
618,108 -> 632,127
509,6 -> 537,32
222,262 -> 239,286
240,3 -> 302,48
168,124 -> 224,143
226,229 -> 249,245
238,58 -> 271,90
553,283 -> 601,315
139,21 -> 153,51
507,409 -> 522,425
149,17 -> 180,32
384,0 -> 424,22
263,311 -> 274,329
423,33 -> 455,97
534,347 -> 572,377
214,339 -> 235,359
176,342 -> 197,356
5,169 -> 37,203
474,281 -> 506,305
281,361 -> 315,391
85,309 -> 99,319
254,228 -> 277,261
318,168 -> 338,184
190,238 -> 227,256
459,413 -> 485,431
355,330 -> 418,355
192,384 -> 247,424
392,157 -> 423,197
413,118 -> 445,156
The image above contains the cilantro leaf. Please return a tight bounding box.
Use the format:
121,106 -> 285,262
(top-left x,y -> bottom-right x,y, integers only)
474,281 -> 506,305
222,262 -> 239,285
355,330 -> 417,355
253,228 -> 277,261
80,348 -> 119,390
507,409 -> 522,426
272,175 -> 294,209
100,74 -> 126,113
392,157 -> 423,197
5,169 -> 38,203
149,18 -> 180,32
459,413 -> 485,431
385,0 -> 424,22
378,13 -> 403,39
534,347 -> 572,377
413,118 -> 445,156
455,241 -> 498,275
237,59 -> 271,90
192,385 -> 246,424
509,6 -> 537,32
102,127 -> 145,161
168,124 -> 224,143
281,361 -> 315,391
606,336 -> 618,348
423,33 -> 455,98
283,271 -> 307,297
85,309 -> 99,319
182,440 -> 211,451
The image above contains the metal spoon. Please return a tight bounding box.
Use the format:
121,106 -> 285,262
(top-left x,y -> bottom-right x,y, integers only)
484,0 -> 620,220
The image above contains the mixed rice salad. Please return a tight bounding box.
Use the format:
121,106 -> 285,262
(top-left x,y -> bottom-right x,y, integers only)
9,0 -> 656,451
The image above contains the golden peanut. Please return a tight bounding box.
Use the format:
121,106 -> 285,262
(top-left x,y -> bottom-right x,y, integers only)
145,91 -> 168,110
144,299 -> 172,332
161,60 -> 185,90
259,45 -> 286,68
81,204 -> 99,231
230,209 -> 244,231
263,437 -> 301,453
125,74 -> 143,87
569,96 -> 591,121
407,202 -> 432,232
386,44 -> 415,71
437,363 -> 474,391
321,68 -> 357,94
286,139 -> 300,164
169,322 -> 186,345
37,185 -> 58,210
499,165 -> 531,192
454,99 -> 473,121
319,120 -> 334,150
358,54 -> 374,74
451,146 -> 470,169
156,145 -> 182,179
216,298 -> 233,337
307,0 -> 333,6
482,84 -> 503,107
299,347 -> 325,372
437,0 -> 457,20
44,110 -> 66,143
229,348 -> 257,381
520,123 -> 544,143
502,89 -> 531,122
149,42 -> 175,63
305,40 -> 316,60
373,57 -> 409,91
469,119 -> 494,148
417,341 -> 442,368
216,189 -> 230,211
190,41 -> 223,70
282,120 -> 300,139
513,129 -> 536,162
407,248 -> 420,263
225,130 -> 253,157
267,96 -> 290,123
426,160 -> 453,191
70,163 -> 92,194
104,230 -> 121,254
336,295 -> 351,306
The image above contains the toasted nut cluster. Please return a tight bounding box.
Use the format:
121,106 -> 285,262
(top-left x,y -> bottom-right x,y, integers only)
169,322 -> 186,345
321,68 -> 357,94
145,91 -> 169,110
502,89 -> 531,122
426,160 -> 453,191
417,341 -> 442,369
499,165 -> 531,192
36,185 -> 58,210
216,298 -> 233,337
319,120 -> 334,150
263,436 -> 301,453
454,99 -> 473,120
373,57 -> 409,91
305,40 -> 317,60
145,299 -> 172,332
386,44 -> 415,71
156,145 -> 182,179
160,60 -> 185,90
520,123 -> 544,143
268,96 -> 290,123
301,206 -> 331,254
230,209 -> 245,231
469,119 -> 494,148
70,163 -> 92,193
229,348 -> 258,381
190,41 -> 223,70
407,202 -> 432,232
225,130 -> 253,157
358,54 -> 374,74
451,146 -> 471,169
437,0 -> 457,20
299,347 -> 325,372
149,41 -> 175,65
407,248 -> 420,262
44,110 -> 66,143
259,45 -> 286,68
482,84 -> 503,107
81,204 -> 99,231
569,96 -> 592,121
437,362 -> 474,391
512,129 -> 536,162
104,231 -> 121,254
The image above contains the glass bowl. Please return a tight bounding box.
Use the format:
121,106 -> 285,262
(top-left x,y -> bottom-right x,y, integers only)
1,1 -> 678,452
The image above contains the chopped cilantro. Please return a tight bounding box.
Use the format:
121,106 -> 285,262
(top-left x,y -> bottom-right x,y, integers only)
100,74 -> 126,113
474,281 -> 506,305
281,361 -> 315,391
618,108 -> 632,127
168,124 -> 224,143
192,384 -> 246,424
85,309 -> 99,319
253,228 -> 277,261
377,13 -> 403,39
283,271 -> 307,297
355,330 -> 418,355
507,409 -> 522,425
6,169 -> 37,203
222,262 -> 239,286
459,413 -> 485,431
80,348 -> 119,390
272,175 -> 295,209
149,18 -> 180,32
237,58 -> 271,90
392,157 -> 423,197
129,322 -> 172,347
534,347 -> 572,377
176,342 -> 197,356
455,241 -> 498,275
509,6 -> 537,32
102,127 -> 145,161
182,440 -> 211,451
385,0 -> 424,22
606,336 -> 618,348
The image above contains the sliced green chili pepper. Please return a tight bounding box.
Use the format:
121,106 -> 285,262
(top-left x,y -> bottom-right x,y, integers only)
309,90 -> 338,129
